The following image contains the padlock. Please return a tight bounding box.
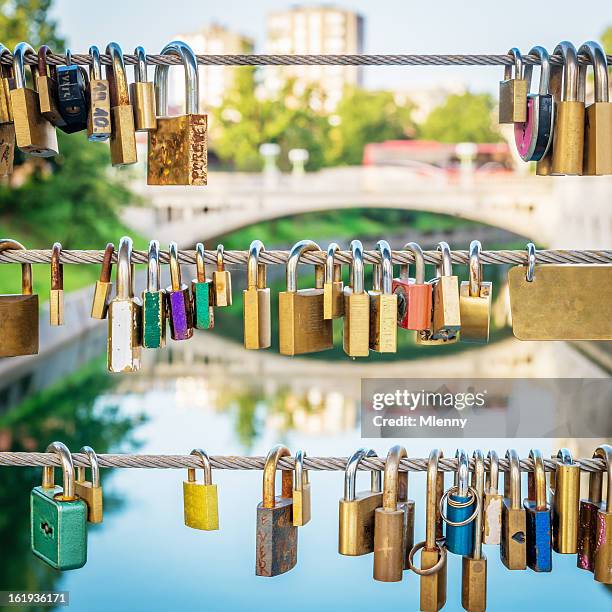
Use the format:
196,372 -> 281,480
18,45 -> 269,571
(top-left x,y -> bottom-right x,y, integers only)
407,449 -> 447,612
148,40 -> 207,185
343,240 -> 370,357
368,240 -> 397,353
255,444 -> 297,577
36,46 -> 66,127
500,449 -> 527,570
212,244 -> 232,307
183,448 -> 219,531
339,448 -> 383,556
593,444 -> 611,584
535,55 -> 562,177
130,46 -> 157,132
49,242 -> 64,326
550,41 -> 584,175
459,240 -> 491,343
461,450 -> 487,612
499,48 -> 528,123
393,241 -> 432,332
106,42 -> 137,166
107,236 -> 142,372
243,239 -> 271,349
292,449 -> 311,527
279,239 -> 332,356
373,445 -> 415,582
551,448 -> 580,554
192,242 -> 214,330
417,241 -> 460,345
0,120 -> 14,177
142,240 -> 166,348
10,42 -> 58,156
166,241 -> 193,341
577,447 -> 604,572
0,238 -> 39,357
0,43 -> 14,123
514,46 -> 554,162
323,242 -> 344,319
443,449 -> 478,556
87,46 -> 111,142
91,243 -> 114,320
524,449 -> 552,572
30,441 -> 87,570
56,49 -> 89,133
579,41 -> 612,175
0,45 -> 15,176
483,450 -> 503,545
74,446 -> 103,524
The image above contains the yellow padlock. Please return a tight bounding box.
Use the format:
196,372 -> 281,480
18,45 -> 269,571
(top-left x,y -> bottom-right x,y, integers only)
183,449 -> 219,531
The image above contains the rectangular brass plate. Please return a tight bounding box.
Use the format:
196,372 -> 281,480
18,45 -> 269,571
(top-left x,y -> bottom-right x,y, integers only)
508,265 -> 612,340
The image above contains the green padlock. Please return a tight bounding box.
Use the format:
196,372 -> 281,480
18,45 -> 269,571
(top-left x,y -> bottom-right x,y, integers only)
142,239 -> 166,348
192,242 -> 214,330
31,441 -> 87,570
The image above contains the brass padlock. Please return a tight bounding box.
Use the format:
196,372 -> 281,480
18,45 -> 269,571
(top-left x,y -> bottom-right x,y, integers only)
499,48 -> 528,123
483,450 -> 503,545
130,46 -> 156,132
192,242 -> 214,330
593,444 -> 611,584
323,242 -> 343,319
500,449 -> 527,570
579,41 -> 612,176
343,240 -> 370,357
183,448 -> 219,531
0,46 -> 15,177
74,446 -> 103,524
459,240 -> 491,343
147,40 -> 207,185
292,449 -> 311,527
87,46 -> 111,142
212,244 -> 232,307
36,46 -> 66,127
107,236 -> 142,372
407,449 -> 447,612
368,240 -> 397,353
339,448 -> 382,556
279,239 -> 332,356
243,239 -> 271,350
91,243 -> 114,319
551,448 -> 580,554
49,242 -> 64,326
373,445 -> 414,582
10,42 -> 58,156
550,42 -> 584,175
0,238 -> 39,357
106,42 -> 137,166
0,44 -> 14,124
578,447 -> 604,572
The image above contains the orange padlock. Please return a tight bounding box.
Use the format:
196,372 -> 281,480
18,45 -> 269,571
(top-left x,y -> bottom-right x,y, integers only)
392,242 -> 432,331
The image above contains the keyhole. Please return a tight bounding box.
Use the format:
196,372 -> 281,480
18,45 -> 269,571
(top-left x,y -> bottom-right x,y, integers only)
40,521 -> 54,537
511,531 -> 525,544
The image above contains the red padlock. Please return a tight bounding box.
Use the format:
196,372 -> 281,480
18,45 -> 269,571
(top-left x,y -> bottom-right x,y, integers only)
392,242 -> 432,330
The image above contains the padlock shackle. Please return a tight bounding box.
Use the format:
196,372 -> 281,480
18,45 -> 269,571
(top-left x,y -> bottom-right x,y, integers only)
504,449 -> 521,509
468,240 -> 482,297
43,441 -> 76,501
372,240 -> 393,294
0,44 -> 12,78
523,46 -> 551,96
195,242 -> 206,283
382,445 -> 407,511
286,239 -> 322,292
294,449 -> 309,490
486,449 -> 499,494
12,42 -> 37,89
262,444 -> 292,508
587,445 -> 604,504
556,447 -> 574,465
594,444 -> 612,511
76,445 -> 100,487
0,239 -> 33,294
134,46 -> 148,83
324,242 -> 342,283
215,243 -> 226,272
553,41 -> 578,103
99,243 -> 114,283
37,45 -> 55,78
435,242 -> 452,278
155,40 -> 199,117
503,47 -> 523,81
577,41 -> 609,104
146,240 -> 161,292
187,448 -> 213,485
116,236 -> 134,299
471,450 -> 485,560
400,242 -> 425,284
425,448 -> 443,550
88,46 -> 102,81
168,241 -> 183,292
348,239 -> 365,294
344,447 -> 381,501
51,242 -> 63,291
454,448 -> 469,496
105,42 -> 130,108
527,449 -> 547,510
247,239 -> 266,290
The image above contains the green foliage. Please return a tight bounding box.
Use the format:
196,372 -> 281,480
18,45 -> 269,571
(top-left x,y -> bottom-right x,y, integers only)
602,25 -> 612,53
419,92 -> 501,143
0,0 -> 63,48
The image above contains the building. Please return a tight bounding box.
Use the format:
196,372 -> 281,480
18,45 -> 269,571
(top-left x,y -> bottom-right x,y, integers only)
172,23 -> 253,111
265,6 -> 364,111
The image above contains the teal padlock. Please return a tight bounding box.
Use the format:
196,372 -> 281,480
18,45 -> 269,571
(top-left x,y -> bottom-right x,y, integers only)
192,242 -> 214,329
142,239 -> 166,348
31,441 -> 87,570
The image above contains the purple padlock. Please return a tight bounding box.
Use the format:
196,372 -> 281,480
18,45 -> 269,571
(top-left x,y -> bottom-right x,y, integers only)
166,241 -> 194,341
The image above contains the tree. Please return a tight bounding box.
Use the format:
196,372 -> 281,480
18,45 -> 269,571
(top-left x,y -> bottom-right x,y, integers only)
602,25 -> 612,53
419,92 -> 501,143
0,0 -> 63,48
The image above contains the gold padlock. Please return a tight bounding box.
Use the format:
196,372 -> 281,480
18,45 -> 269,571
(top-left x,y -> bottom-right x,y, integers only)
343,240 -> 370,357
483,450 -> 503,545
212,244 -> 232,307
74,446 -> 103,523
323,242 -> 344,319
10,42 -> 58,157
499,48 -> 528,123
91,243 -> 114,319
243,240 -> 271,350
368,240 -> 397,353
0,45 -> 15,177
106,42 -> 137,166
292,449 -> 311,527
50,242 -> 64,326
87,46 -> 111,142
147,41 -> 207,185
551,448 -> 580,554
183,448 -> 219,531
459,240 -> 491,343
36,45 -> 66,128
130,46 -> 157,132
0,238 -> 39,357
0,44 -> 14,124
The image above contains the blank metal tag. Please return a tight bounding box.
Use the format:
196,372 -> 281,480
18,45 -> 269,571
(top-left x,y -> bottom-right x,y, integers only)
508,265 -> 612,340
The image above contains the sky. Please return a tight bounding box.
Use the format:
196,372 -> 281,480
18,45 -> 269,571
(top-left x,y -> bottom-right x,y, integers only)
51,0 -> 611,94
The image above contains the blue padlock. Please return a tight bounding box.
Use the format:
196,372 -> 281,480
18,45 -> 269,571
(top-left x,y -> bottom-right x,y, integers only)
443,449 -> 479,556
523,449 -> 552,572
